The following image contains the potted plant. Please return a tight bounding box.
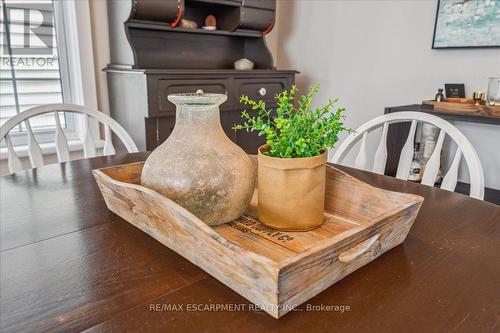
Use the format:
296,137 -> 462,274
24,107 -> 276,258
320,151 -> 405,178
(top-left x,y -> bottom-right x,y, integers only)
234,85 -> 350,231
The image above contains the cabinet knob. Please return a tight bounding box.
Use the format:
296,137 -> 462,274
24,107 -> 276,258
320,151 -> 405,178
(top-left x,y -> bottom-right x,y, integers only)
196,89 -> 204,94
258,88 -> 267,96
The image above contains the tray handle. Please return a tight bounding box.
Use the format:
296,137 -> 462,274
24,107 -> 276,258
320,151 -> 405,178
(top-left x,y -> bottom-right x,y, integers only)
338,234 -> 381,263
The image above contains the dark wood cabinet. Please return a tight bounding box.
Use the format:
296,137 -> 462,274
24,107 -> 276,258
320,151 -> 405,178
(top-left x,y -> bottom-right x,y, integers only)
105,0 -> 296,153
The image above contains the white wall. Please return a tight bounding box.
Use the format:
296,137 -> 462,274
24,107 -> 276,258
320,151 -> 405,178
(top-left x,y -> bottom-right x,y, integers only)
274,0 -> 500,190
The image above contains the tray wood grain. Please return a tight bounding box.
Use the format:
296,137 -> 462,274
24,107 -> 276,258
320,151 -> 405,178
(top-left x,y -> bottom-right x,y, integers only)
93,157 -> 423,318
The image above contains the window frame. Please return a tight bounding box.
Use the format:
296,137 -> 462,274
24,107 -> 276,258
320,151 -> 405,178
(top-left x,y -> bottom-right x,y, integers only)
1,0 -> 100,151
0,0 -> 80,146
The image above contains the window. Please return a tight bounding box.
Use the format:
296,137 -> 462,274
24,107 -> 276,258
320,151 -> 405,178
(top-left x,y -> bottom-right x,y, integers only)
0,0 -> 76,146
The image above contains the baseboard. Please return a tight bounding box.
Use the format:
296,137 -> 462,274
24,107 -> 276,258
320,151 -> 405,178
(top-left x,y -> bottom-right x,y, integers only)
455,182 -> 500,205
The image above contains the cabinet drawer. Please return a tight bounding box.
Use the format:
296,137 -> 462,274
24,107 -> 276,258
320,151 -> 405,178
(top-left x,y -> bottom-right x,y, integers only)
157,79 -> 229,114
145,111 -> 263,153
236,79 -> 286,104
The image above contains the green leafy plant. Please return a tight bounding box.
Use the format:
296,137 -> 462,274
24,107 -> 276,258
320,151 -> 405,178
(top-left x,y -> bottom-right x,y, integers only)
234,84 -> 351,158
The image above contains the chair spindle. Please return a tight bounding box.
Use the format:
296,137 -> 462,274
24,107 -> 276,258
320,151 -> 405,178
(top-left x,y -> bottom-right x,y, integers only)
82,114 -> 97,158
103,124 -> 116,155
25,119 -> 44,168
354,132 -> 369,171
54,111 -> 70,162
372,122 -> 388,174
440,148 -> 462,192
395,120 -> 417,180
421,130 -> 445,186
5,134 -> 23,173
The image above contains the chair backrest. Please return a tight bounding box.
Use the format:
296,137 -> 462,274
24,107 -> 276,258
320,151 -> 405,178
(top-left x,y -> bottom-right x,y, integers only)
330,111 -> 484,200
1,103 -> 139,174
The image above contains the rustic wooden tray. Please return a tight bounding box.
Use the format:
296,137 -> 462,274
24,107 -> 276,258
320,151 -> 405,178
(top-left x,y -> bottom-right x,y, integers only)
93,158 -> 423,318
422,100 -> 500,119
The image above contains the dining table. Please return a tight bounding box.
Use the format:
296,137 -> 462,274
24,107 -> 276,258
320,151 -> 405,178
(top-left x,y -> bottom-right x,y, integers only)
1,152 -> 499,333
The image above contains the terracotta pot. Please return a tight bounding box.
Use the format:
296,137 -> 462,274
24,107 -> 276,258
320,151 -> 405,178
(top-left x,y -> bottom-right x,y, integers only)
141,93 -> 255,226
258,145 -> 326,231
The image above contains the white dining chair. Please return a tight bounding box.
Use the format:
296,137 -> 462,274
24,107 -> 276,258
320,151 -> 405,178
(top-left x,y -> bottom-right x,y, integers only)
330,111 -> 484,200
1,103 -> 139,174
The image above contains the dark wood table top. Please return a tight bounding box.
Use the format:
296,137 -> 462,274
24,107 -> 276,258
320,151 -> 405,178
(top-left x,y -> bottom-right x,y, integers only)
1,153 -> 499,333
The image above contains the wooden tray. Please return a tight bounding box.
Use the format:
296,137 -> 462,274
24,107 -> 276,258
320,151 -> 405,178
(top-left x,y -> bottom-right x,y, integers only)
93,159 -> 423,318
422,100 -> 500,119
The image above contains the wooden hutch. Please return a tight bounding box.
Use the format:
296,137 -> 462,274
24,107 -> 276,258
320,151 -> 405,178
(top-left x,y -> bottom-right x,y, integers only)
105,0 -> 296,152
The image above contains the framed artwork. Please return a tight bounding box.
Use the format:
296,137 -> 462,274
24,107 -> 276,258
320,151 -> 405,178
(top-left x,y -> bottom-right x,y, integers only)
432,0 -> 500,49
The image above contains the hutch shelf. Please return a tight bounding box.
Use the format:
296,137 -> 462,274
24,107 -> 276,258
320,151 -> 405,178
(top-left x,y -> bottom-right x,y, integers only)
106,0 -> 296,152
